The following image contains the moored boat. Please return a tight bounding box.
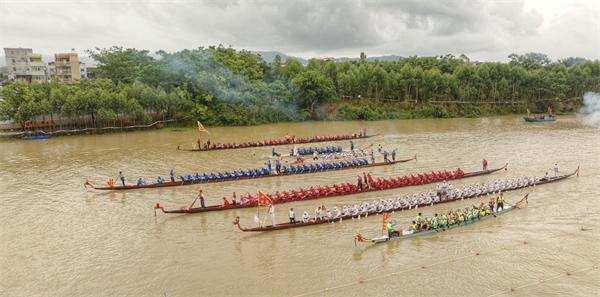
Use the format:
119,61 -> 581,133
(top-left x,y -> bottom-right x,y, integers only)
155,163 -> 511,215
354,194 -> 529,244
524,115 -> 556,122
22,135 -> 49,140
84,155 -> 415,191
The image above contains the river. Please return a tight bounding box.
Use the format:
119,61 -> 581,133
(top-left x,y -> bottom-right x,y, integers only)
1,115 -> 599,297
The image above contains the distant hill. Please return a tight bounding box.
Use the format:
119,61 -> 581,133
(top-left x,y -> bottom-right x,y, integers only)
254,51 -> 403,64
253,51 -> 308,64
336,55 -> 403,62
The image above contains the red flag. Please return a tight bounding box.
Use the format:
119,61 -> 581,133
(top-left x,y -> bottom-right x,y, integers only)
258,191 -> 273,206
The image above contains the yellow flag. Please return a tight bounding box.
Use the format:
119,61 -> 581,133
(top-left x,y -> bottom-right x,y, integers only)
197,121 -> 209,134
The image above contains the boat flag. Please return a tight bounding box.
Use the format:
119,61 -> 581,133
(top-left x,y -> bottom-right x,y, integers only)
258,191 -> 273,206
382,213 -> 390,230
197,121 -> 209,134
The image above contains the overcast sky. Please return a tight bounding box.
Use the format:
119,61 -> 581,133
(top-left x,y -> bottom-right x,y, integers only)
1,0 -> 599,61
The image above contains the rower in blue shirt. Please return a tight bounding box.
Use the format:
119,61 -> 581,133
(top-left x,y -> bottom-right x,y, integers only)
178,175 -> 185,183
157,176 -> 164,184
195,173 -> 201,182
371,151 -> 375,163
266,160 -> 272,173
275,160 -> 281,173
137,177 -> 143,186
170,169 -> 175,182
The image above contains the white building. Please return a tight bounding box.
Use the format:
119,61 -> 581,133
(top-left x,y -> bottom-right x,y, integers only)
4,47 -> 33,80
28,53 -> 46,82
3,48 -> 47,82
79,61 -> 87,78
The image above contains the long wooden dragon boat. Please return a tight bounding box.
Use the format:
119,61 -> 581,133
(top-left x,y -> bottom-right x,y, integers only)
154,163 -> 510,215
232,168 -> 577,232
84,155 -> 415,191
355,194 -> 529,244
177,131 -> 377,152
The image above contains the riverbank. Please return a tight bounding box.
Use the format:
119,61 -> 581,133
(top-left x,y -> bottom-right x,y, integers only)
0,119 -> 175,139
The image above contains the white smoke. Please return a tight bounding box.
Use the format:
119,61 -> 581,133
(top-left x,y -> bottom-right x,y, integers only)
580,92 -> 600,127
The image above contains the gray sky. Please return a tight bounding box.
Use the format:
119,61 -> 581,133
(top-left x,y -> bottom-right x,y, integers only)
1,0 -> 599,61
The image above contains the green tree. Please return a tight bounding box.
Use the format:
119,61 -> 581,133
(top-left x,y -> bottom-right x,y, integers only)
291,70 -> 337,117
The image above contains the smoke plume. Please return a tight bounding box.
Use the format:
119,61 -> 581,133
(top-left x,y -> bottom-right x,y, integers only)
579,92 -> 600,127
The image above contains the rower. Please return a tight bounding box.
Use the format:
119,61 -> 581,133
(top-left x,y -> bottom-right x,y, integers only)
496,193 -> 505,211
315,206 -> 322,221
157,176 -> 164,184
542,171 -> 549,181
266,160 -> 273,174
275,160 -> 281,174
554,163 -> 559,177
198,189 -> 206,208
370,150 -> 375,163
482,159 -> 488,170
222,197 -> 230,207
350,140 -> 354,151
302,211 -> 310,223
411,221 -> 419,232
169,169 -> 175,182
117,171 -> 125,186
289,208 -> 296,223
386,221 -> 399,238
137,177 -> 144,186
268,204 -> 276,226
488,197 -> 496,212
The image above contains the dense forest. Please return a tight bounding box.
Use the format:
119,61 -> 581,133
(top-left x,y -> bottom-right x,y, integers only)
1,45 -> 599,128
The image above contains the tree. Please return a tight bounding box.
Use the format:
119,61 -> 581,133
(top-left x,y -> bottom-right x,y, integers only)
87,46 -> 157,83
291,70 -> 337,117
508,52 -> 551,70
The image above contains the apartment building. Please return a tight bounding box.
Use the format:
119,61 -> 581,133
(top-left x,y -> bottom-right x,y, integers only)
4,47 -> 33,80
28,53 -> 46,81
54,52 -> 81,83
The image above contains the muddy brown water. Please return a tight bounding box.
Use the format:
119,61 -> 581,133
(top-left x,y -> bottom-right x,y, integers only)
1,115 -> 599,297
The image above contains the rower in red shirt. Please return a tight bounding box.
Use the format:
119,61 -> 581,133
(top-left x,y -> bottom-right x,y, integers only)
482,159 -> 488,170
222,197 -> 230,207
